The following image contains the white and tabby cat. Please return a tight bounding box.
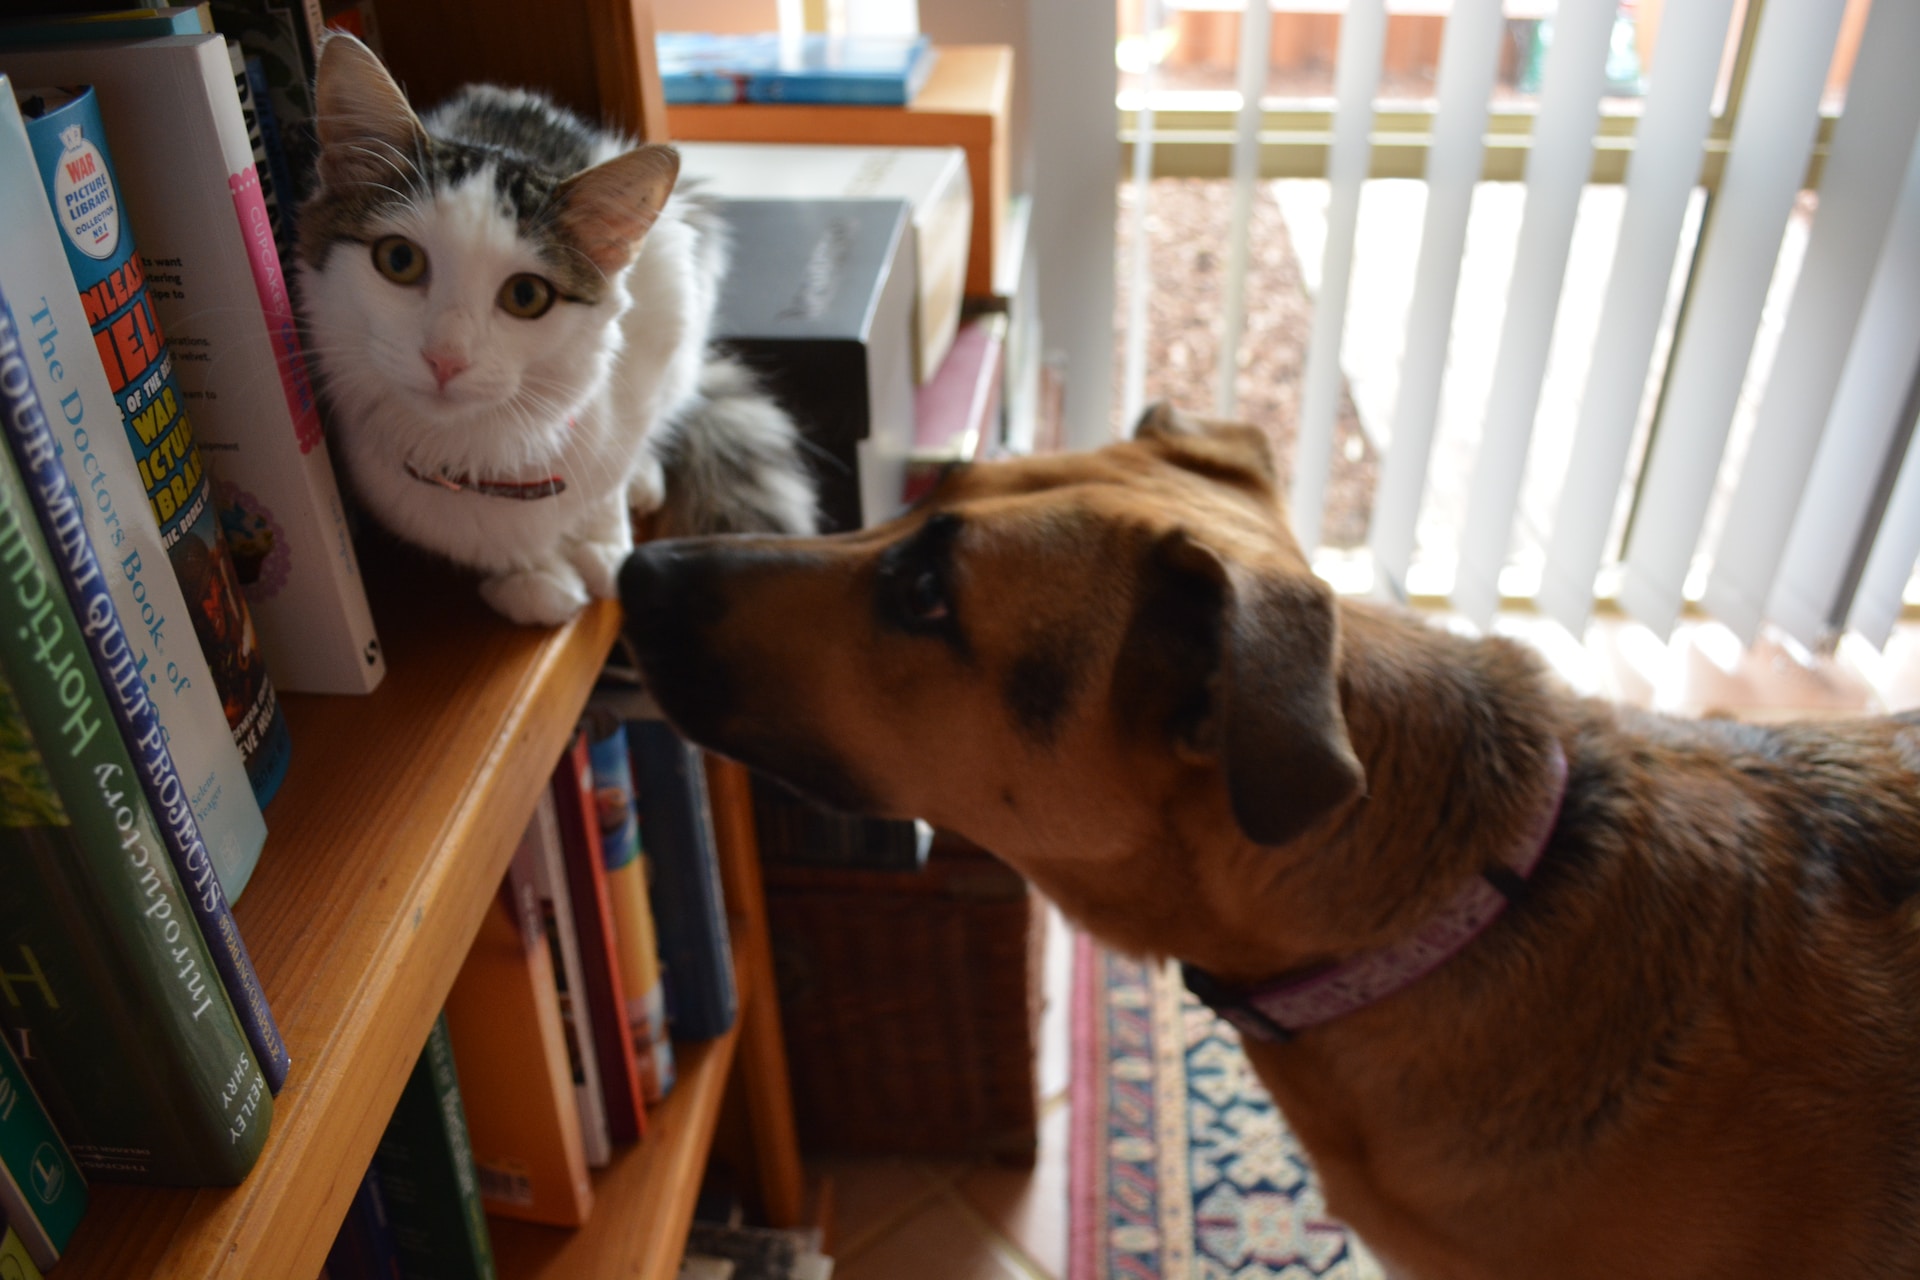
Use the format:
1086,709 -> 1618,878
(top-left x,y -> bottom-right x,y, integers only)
296,34 -> 816,626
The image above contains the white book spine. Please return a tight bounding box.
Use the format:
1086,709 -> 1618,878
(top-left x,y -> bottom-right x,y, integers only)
525,790 -> 614,1168
0,81 -> 267,898
0,36 -> 385,694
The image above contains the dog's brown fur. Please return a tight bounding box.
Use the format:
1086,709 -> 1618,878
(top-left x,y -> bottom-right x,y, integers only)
621,407 -> 1920,1279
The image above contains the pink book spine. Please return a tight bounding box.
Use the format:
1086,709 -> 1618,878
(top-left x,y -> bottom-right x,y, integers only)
228,165 -> 324,455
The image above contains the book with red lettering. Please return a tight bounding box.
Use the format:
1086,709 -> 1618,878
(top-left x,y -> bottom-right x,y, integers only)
11,80 -> 295,812
0,34 -> 385,695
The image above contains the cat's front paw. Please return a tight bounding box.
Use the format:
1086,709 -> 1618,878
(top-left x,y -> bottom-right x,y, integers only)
627,454 -> 667,515
568,539 -> 628,600
479,567 -> 591,627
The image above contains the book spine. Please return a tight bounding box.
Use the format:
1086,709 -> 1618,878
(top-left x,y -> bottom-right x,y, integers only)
19,85 -> 293,807
0,1225 -> 46,1280
373,1014 -> 496,1280
0,87 -> 266,904
521,791 -> 612,1167
549,734 -> 646,1145
0,284 -> 290,1093
746,73 -> 916,105
585,715 -> 675,1102
243,56 -> 301,258
325,1164 -> 403,1280
0,1034 -> 86,1271
630,720 -> 737,1042
205,2 -> 318,205
0,436 -> 272,1185
226,39 -> 289,255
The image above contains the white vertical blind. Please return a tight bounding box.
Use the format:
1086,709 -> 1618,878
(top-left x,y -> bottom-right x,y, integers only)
1617,0 -> 1847,637
1289,0 -> 1386,548
1451,0 -> 1618,627
1701,0 -> 1920,642
1848,390 -> 1920,650
1537,0 -> 1735,635
1215,0 -> 1275,418
1770,134 -> 1920,648
1365,0 -> 1505,595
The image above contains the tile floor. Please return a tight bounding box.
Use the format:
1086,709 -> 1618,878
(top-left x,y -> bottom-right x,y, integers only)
807,616 -> 1920,1280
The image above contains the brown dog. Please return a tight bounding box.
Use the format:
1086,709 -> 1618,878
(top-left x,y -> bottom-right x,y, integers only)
620,406 -> 1920,1279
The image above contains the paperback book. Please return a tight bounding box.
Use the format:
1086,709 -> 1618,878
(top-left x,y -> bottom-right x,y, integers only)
0,425 -> 273,1185
0,35 -> 387,695
0,279 -> 291,1094
12,81 -> 293,805
0,1035 -> 86,1271
658,32 -> 934,106
373,1014 -> 496,1280
0,80 -> 265,900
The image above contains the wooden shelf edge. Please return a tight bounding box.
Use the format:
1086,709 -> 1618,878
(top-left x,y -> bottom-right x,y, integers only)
488,938 -> 752,1279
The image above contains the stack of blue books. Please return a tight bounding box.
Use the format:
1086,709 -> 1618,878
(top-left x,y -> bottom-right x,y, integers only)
658,32 -> 935,105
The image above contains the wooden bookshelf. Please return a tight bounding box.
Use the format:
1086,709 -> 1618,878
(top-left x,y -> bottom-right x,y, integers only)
53,554 -> 801,1279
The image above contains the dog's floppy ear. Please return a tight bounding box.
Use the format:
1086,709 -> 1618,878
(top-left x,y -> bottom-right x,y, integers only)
1132,401 -> 1279,486
1123,530 -> 1364,845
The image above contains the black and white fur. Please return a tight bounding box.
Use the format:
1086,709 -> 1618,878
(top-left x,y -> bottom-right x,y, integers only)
296,34 -> 815,625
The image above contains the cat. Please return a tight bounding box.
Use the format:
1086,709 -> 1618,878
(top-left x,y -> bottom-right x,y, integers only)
295,33 -> 817,626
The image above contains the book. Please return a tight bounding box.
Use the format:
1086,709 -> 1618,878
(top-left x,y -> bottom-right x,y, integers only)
205,0 -> 323,206
242,52 -> 298,257
669,44 -> 1012,297
442,875 -> 593,1227
583,712 -> 675,1102
0,80 -> 265,901
9,81 -> 295,808
0,426 -> 273,1185
709,197 -> 918,534
226,38 -> 289,257
675,141 -> 971,383
0,1035 -> 85,1271
325,1164 -> 403,1280
0,1225 -> 46,1280
0,35 -> 387,696
0,279 -> 290,1093
658,32 -> 935,106
373,1013 -> 496,1280
902,314 -> 1004,506
0,7 -> 213,47
628,718 -> 737,1043
517,791 -> 612,1168
548,732 -> 647,1145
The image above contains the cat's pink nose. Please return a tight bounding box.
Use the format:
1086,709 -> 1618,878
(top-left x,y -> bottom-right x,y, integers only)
422,349 -> 469,390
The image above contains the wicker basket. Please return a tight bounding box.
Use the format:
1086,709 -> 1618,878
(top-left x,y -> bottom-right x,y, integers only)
765,835 -> 1044,1164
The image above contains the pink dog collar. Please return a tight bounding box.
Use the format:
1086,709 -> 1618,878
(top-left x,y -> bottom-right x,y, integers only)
1184,742 -> 1570,1043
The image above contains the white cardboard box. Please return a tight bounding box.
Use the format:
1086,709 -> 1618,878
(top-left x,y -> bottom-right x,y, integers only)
677,141 -> 970,384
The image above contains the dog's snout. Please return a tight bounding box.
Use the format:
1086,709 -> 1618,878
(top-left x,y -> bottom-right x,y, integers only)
620,539 -> 731,645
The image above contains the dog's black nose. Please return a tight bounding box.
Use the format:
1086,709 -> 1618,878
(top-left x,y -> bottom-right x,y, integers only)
620,539 -> 729,647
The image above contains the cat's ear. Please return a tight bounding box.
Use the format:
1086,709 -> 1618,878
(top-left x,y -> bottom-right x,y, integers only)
313,32 -> 430,191
551,144 -> 681,276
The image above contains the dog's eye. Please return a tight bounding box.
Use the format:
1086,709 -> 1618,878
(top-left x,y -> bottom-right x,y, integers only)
903,568 -> 949,622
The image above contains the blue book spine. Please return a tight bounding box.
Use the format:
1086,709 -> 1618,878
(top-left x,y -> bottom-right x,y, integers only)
629,720 -> 736,1042
0,282 -> 291,1094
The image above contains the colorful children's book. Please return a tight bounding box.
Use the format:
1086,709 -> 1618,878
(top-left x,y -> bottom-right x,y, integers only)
373,1014 -> 496,1280
658,32 -> 935,106
584,711 -> 675,1102
0,427 -> 273,1186
0,35 -> 386,696
0,80 -> 266,900
0,1035 -> 86,1271
629,719 -> 737,1043
549,733 -> 647,1145
517,792 -> 612,1167
0,280 -> 289,1093
9,81 -> 294,806
443,875 -> 593,1227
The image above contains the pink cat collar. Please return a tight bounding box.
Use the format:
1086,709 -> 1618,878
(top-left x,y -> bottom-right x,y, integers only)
1184,742 -> 1570,1043
406,462 -> 567,500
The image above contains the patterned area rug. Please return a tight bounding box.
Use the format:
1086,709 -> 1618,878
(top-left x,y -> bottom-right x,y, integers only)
1069,936 -> 1385,1280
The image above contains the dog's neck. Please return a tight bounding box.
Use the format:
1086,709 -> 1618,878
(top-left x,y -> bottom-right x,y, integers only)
1027,600 -> 1571,990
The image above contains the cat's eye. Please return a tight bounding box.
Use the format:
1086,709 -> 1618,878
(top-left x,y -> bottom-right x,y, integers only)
497,273 -> 556,319
371,236 -> 428,285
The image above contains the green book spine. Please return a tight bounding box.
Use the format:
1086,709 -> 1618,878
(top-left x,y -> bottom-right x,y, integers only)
373,1014 -> 496,1280
0,1035 -> 86,1270
0,1224 -> 48,1280
0,447 -> 272,1186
